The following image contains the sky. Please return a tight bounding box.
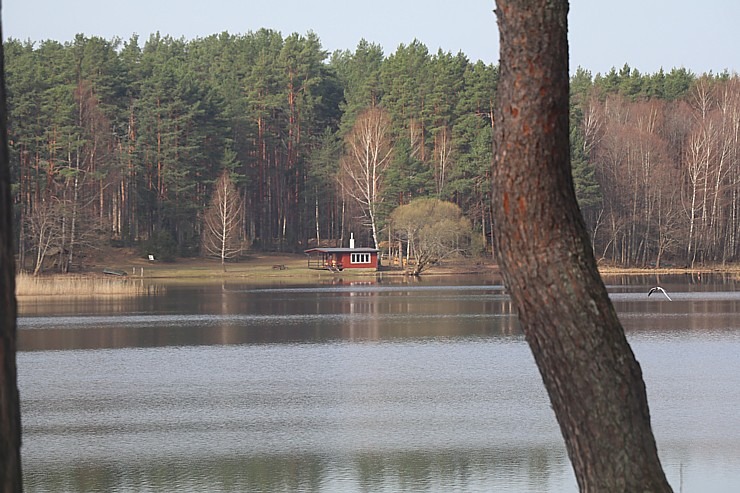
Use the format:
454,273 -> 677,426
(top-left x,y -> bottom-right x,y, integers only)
2,0 -> 739,76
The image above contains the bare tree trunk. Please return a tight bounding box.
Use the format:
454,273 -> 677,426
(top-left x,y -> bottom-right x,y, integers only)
65,145 -> 81,274
492,2 -> 672,491
340,107 -> 393,250
202,172 -> 245,269
686,130 -> 705,266
0,23 -> 24,492
315,186 -> 320,245
433,126 -> 452,198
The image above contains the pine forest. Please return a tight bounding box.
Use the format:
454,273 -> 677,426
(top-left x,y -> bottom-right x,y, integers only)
4,31 -> 740,271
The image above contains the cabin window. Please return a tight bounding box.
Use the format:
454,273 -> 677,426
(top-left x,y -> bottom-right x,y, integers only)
350,253 -> 371,264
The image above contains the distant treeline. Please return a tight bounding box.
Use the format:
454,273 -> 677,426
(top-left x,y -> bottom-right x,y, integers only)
3,31 -> 738,270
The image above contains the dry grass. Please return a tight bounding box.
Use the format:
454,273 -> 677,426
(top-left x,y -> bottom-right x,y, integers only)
15,272 -> 154,297
597,264 -> 740,275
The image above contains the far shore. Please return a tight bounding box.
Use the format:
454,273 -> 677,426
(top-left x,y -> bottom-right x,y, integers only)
16,249 -> 740,296
16,252 -> 497,296
22,251 -> 500,282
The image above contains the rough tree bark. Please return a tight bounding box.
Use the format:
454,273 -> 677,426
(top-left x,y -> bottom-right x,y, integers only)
0,13 -> 24,492
491,1 -> 673,491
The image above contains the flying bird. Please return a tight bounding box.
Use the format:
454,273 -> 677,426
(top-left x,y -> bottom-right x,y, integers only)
648,286 -> 672,301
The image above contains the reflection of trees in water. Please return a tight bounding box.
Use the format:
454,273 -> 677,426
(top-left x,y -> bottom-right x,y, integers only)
601,272 -> 736,288
22,277 -> 740,351
18,284 -> 523,350
354,449 -> 568,491
23,449 -> 570,492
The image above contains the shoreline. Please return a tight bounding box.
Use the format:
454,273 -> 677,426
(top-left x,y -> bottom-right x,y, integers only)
16,251 -> 740,296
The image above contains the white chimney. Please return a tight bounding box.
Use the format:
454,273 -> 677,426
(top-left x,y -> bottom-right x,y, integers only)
349,232 -> 355,249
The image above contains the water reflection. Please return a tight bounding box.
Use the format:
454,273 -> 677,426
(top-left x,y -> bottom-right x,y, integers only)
17,275 -> 740,492
23,449 -> 570,493
18,283 -> 517,351
21,339 -> 574,492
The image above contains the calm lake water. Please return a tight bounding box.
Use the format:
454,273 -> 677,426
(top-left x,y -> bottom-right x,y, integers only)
17,274 -> 740,492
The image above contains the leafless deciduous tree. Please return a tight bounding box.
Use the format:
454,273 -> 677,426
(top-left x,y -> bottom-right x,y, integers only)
0,19 -> 24,492
492,1 -> 672,491
340,107 -> 393,249
26,199 -> 63,275
202,172 -> 245,270
432,126 -> 453,197
581,76 -> 740,267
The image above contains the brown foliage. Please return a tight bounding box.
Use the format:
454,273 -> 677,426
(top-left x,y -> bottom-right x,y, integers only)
583,76 -> 740,266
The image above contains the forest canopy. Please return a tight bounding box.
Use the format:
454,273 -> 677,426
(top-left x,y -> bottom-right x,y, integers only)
3,31 -> 738,270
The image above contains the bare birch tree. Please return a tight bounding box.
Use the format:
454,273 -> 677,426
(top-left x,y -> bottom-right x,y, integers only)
715,80 -> 740,262
685,124 -> 710,266
202,172 -> 245,270
433,126 -> 454,197
26,199 -> 63,275
340,107 -> 393,249
720,79 -> 740,260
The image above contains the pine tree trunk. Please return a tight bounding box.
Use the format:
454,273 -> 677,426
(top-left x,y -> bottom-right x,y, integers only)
0,28 -> 24,492
492,1 -> 673,491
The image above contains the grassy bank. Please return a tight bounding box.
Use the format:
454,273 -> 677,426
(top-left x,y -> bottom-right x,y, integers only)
114,253 -> 496,282
15,272 -> 155,297
22,248 -> 733,291
138,254 -> 315,280
597,264 -> 740,275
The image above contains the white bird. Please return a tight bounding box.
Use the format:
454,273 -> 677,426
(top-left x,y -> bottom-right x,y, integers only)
648,286 -> 672,301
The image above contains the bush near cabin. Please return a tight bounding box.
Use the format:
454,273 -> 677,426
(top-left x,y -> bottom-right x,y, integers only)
391,198 -> 472,275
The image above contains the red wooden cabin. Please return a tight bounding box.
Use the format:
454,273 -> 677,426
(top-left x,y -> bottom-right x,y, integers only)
304,247 -> 379,272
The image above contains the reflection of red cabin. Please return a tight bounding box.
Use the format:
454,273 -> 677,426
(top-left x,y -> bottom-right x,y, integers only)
304,247 -> 379,271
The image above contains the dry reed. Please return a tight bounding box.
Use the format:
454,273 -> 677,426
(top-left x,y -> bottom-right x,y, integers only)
15,272 -> 153,297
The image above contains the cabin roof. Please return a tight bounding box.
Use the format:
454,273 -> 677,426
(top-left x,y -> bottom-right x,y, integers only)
304,247 -> 378,254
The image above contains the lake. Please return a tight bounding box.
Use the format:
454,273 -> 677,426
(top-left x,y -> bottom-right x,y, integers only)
16,274 -> 740,492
